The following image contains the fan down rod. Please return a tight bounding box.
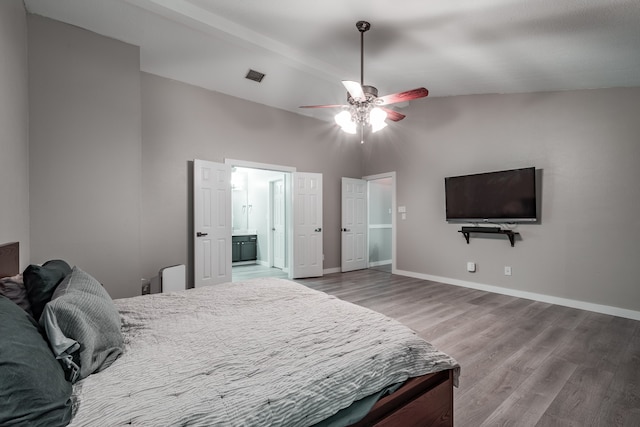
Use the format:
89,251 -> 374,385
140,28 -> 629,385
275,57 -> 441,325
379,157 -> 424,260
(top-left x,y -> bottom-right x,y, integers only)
356,21 -> 370,86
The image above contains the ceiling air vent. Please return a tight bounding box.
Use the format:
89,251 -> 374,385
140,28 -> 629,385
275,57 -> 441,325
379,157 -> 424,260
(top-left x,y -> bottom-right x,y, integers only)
245,69 -> 265,83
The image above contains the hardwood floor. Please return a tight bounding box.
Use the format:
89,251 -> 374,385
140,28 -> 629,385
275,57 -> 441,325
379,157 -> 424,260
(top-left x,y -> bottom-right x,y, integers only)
296,269 -> 640,427
368,263 -> 392,273
232,264 -> 288,281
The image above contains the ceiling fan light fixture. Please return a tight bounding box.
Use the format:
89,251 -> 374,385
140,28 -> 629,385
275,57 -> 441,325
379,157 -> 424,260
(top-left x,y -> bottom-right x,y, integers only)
369,108 -> 388,133
300,21 -> 429,143
335,110 -> 357,134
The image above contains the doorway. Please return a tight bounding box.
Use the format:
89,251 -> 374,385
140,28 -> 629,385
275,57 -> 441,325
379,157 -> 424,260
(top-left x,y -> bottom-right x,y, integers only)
339,172 -> 396,274
229,166 -> 289,281
366,174 -> 394,273
194,159 -> 324,287
225,159 -> 324,281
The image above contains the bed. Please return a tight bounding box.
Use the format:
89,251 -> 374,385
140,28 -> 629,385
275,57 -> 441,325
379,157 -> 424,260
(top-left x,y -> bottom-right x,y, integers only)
0,241 -> 459,426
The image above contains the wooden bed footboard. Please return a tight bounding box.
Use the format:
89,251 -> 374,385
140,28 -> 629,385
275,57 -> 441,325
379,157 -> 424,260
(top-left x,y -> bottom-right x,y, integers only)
349,369 -> 454,427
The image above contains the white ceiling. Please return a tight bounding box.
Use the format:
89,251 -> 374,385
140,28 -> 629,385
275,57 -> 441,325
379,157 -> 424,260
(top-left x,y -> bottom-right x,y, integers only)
24,0 -> 640,122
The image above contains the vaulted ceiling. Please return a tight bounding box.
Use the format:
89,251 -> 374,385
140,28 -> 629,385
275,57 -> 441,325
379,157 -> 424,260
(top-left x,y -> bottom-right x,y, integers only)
25,0 -> 640,122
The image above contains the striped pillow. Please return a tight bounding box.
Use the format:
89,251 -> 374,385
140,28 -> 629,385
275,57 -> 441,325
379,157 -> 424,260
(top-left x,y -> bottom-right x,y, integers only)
40,267 -> 124,382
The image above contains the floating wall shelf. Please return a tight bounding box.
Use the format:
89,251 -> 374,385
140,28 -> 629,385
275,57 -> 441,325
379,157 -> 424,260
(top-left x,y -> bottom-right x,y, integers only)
459,228 -> 520,247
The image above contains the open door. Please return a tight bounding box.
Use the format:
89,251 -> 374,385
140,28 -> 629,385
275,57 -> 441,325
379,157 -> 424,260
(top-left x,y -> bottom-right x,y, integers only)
271,178 -> 286,270
341,177 -> 368,272
291,172 -> 323,278
194,159 -> 232,287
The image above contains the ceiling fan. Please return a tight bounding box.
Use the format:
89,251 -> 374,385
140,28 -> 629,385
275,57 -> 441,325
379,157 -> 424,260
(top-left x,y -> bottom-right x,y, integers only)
300,21 -> 429,143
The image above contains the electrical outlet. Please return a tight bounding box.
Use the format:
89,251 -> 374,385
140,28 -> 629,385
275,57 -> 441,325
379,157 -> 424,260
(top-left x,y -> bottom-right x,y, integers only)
141,282 -> 151,295
504,266 -> 512,276
467,262 -> 476,272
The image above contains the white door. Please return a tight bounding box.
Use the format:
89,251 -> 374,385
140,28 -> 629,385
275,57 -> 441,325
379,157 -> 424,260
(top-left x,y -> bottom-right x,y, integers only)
291,172 -> 323,278
194,159 -> 231,287
341,177 -> 368,272
271,178 -> 286,269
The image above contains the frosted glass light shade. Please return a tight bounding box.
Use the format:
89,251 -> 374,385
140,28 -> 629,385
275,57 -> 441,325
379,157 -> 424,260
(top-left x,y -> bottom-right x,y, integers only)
370,108 -> 388,133
335,111 -> 357,134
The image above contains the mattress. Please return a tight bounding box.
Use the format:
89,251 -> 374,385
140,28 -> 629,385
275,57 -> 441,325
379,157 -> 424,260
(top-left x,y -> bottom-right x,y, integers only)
68,278 -> 459,426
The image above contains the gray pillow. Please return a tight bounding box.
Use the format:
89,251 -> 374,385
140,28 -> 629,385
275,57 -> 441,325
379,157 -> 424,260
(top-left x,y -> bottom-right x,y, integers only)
40,267 -> 124,383
0,295 -> 73,427
0,274 -> 33,315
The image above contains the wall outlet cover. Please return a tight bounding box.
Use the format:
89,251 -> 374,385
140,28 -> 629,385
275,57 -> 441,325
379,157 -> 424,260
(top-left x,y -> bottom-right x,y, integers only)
467,262 -> 476,272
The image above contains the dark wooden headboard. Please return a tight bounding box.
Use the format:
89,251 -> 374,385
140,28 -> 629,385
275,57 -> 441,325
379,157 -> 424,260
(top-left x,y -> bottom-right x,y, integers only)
0,242 -> 20,277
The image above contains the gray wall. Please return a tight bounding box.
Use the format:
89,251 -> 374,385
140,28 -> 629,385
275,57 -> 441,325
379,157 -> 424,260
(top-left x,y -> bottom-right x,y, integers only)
0,0 -> 30,269
140,73 -> 363,284
28,15 -> 142,298
22,14 -> 362,295
363,88 -> 640,313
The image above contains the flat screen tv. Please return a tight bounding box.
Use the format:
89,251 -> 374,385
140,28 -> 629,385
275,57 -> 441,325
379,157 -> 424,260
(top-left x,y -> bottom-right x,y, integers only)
445,167 -> 537,223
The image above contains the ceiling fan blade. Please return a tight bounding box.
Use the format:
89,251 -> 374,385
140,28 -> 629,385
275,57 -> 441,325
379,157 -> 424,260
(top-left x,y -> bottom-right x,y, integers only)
299,104 -> 346,109
342,80 -> 366,102
380,107 -> 406,122
378,87 -> 429,105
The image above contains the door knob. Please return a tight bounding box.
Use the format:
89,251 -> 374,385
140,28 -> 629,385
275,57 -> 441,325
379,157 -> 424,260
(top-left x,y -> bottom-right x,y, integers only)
342,228 -> 351,232
197,232 -> 208,237
314,228 -> 322,232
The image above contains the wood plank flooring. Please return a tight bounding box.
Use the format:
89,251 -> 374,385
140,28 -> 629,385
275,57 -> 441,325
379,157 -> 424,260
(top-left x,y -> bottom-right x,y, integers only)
295,269 -> 640,427
232,264 -> 288,281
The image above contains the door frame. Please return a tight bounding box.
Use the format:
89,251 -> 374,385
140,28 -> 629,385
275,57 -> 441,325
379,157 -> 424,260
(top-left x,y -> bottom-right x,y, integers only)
363,171 -> 396,273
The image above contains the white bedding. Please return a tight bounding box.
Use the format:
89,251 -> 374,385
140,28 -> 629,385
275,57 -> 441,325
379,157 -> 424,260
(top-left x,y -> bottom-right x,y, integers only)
69,278 -> 459,426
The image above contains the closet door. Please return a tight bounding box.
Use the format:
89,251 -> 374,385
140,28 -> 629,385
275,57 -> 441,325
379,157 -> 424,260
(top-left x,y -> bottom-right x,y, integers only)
194,159 -> 231,287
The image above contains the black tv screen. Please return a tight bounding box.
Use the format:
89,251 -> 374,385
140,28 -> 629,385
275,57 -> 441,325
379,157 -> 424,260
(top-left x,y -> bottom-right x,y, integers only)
445,167 -> 537,223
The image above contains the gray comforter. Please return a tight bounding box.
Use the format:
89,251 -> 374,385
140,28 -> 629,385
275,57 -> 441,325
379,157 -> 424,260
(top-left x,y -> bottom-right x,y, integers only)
69,278 -> 459,426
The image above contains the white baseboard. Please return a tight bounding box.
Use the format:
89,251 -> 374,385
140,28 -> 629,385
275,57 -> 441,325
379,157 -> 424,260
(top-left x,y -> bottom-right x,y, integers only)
394,269 -> 640,322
